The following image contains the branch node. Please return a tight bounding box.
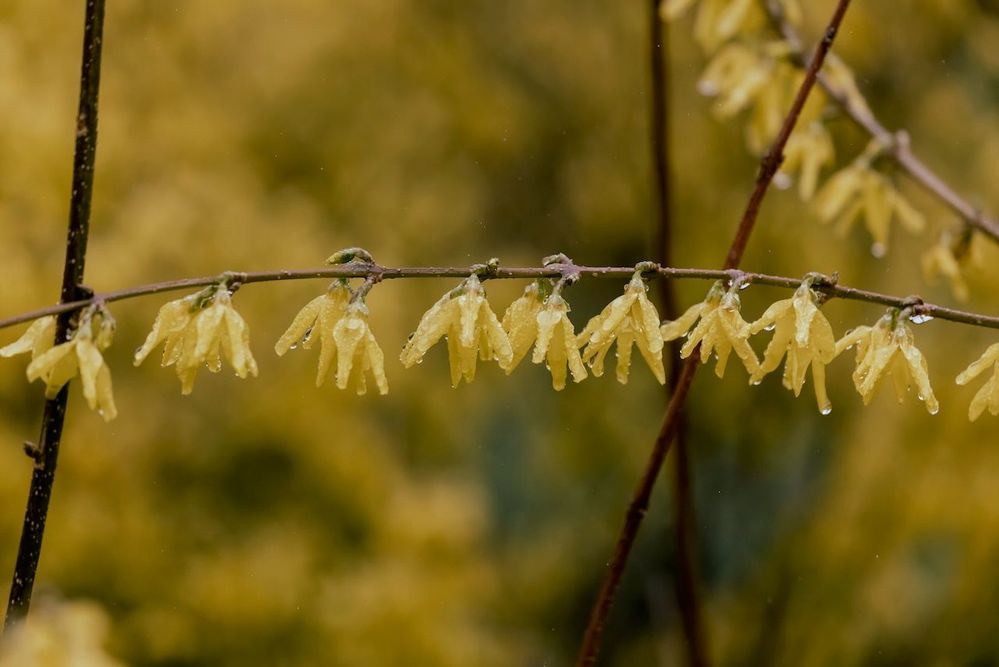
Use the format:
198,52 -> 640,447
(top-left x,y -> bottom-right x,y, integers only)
471,257 -> 501,279
326,247 -> 375,266
22,442 -> 42,468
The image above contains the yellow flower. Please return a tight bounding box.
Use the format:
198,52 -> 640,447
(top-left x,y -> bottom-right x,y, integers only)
274,282 -> 351,386
502,283 -> 587,390
134,285 -> 258,395
662,0 -> 801,52
400,275 -> 512,387
835,312 -> 938,414
921,231 -> 974,302
578,272 -> 665,385
661,281 -> 760,378
748,282 -> 836,413
813,158 -> 925,256
501,282 -> 544,371
4,308 -> 117,421
956,343 -> 999,421
330,302 -> 389,395
778,121 -> 835,200
0,315 -> 56,361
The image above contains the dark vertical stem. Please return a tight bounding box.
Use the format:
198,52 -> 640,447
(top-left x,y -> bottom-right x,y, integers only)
647,3 -> 709,666
4,0 -> 107,628
575,1 -> 853,663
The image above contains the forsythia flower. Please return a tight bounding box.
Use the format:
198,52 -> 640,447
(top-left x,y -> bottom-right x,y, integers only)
662,0 -> 801,52
835,313 -> 938,414
955,343 -> 999,421
661,281 -> 760,378
276,283 -> 387,395
813,158 -> 925,256
748,282 -> 836,413
400,275 -> 512,387
134,285 -> 258,395
577,272 -> 665,385
502,283 -> 587,390
0,315 -> 56,361
778,121 -> 835,200
2,309 -> 117,421
921,232 -> 974,302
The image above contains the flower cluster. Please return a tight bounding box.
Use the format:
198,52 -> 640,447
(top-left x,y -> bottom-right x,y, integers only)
1,306 -> 117,420
3,255 -> 998,422
134,283 -> 258,395
663,0 -> 980,299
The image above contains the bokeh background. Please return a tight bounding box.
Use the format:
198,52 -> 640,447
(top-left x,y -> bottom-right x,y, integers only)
1,0 -> 999,664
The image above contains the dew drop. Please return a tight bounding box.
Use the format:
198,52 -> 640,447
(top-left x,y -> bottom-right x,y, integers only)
774,173 -> 792,190
750,378 -> 763,386
929,405 -> 939,415
820,405 -> 832,415
764,323 -> 776,332
870,242 -> 887,258
739,282 -> 750,291
909,313 -> 934,324
289,342 -> 298,350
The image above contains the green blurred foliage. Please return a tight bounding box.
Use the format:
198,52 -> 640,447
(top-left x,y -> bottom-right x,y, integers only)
1,0 -> 998,664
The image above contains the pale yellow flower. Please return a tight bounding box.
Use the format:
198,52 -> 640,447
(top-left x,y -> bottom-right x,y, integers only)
778,121 -> 835,200
578,272 -> 665,385
400,275 -> 512,387
956,343 -> 999,421
661,281 -> 760,378
274,282 -> 351,386
662,0 -> 800,52
4,308 -> 117,421
330,302 -> 388,395
0,315 -> 56,361
748,283 -> 836,413
134,285 -> 258,395
501,282 -> 544,371
835,313 -> 938,414
813,158 -> 925,256
921,232 -> 974,302
502,284 -> 587,390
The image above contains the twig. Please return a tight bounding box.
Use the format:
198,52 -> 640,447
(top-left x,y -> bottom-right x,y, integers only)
647,3 -> 709,665
763,0 -> 999,243
0,263 -> 998,332
5,0 -> 107,628
575,1 -> 853,663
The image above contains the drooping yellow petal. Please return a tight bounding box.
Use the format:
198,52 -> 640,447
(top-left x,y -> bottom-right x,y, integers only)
0,316 -> 57,360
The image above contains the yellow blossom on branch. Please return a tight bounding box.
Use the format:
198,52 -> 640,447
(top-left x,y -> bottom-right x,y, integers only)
956,343 -> 999,421
835,312 -> 938,414
2,308 -> 117,421
400,274 -> 512,387
578,270 -> 665,385
662,0 -> 801,52
813,153 -> 925,256
330,301 -> 389,395
134,284 -> 258,395
502,282 -> 587,390
921,231 -> 976,302
662,281 -> 760,379
0,315 -> 56,361
778,121 -> 835,201
748,281 -> 836,413
274,282 -> 351,385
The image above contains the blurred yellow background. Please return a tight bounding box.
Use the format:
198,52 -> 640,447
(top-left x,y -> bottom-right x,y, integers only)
1,0 -> 999,664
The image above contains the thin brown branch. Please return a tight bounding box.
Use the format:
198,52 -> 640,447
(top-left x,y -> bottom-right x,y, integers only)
576,1 -> 853,663
0,263 -> 998,333
763,0 -> 999,243
647,2 -> 709,665
5,0 -> 107,628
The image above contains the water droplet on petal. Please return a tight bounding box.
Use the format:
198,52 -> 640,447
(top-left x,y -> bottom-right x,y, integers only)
820,406 -> 832,415
764,324 -> 776,332
750,378 -> 762,386
774,173 -> 792,190
870,242 -> 887,258
289,342 -> 298,350
909,313 -> 934,324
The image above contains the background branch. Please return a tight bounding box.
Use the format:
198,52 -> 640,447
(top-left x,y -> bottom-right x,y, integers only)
576,1 -> 854,663
5,0 -> 107,628
646,2 -> 710,665
763,0 -> 999,243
